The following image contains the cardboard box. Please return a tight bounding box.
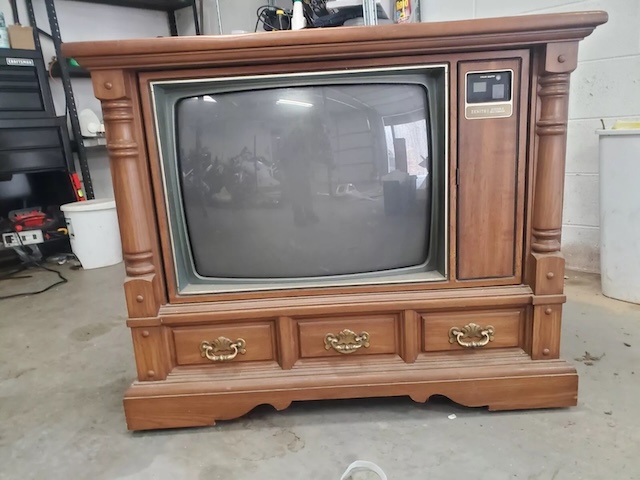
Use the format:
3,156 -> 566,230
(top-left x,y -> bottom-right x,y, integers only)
8,25 -> 36,50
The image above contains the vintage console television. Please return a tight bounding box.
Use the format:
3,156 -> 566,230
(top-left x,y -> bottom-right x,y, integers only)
64,11 -> 607,431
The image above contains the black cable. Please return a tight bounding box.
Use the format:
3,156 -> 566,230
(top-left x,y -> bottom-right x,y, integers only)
0,263 -> 67,300
254,10 -> 263,32
256,6 -> 277,31
261,14 -> 280,31
0,226 -> 68,300
255,5 -> 269,31
255,4 -> 291,32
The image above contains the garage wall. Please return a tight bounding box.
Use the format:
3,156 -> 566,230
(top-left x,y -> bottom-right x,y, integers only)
420,0 -> 640,272
197,0 -> 277,35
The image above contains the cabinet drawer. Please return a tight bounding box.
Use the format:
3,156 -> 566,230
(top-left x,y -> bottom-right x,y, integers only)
298,315 -> 398,358
173,322 -> 275,366
422,309 -> 524,352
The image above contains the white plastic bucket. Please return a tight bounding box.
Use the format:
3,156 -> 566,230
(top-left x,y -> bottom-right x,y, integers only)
60,199 -> 123,269
597,128 -> 640,304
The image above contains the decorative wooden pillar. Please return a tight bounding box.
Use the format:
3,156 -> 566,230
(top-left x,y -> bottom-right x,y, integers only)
529,42 -> 578,359
92,70 -> 161,317
93,70 -> 171,380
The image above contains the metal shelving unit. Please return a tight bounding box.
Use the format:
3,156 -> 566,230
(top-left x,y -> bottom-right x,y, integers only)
22,0 -> 202,200
70,0 -> 201,36
25,0 -> 94,199
0,6 -> 78,259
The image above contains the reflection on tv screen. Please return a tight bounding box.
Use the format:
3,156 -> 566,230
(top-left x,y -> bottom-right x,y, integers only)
176,84 -> 432,279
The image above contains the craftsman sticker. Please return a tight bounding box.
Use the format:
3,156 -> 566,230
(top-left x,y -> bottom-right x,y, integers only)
6,57 -> 35,67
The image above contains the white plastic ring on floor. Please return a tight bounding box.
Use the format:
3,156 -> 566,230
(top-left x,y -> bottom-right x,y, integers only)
340,461 -> 388,480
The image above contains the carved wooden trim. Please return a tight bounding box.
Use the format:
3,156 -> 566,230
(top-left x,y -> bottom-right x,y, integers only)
532,73 -> 570,253
123,357 -> 578,429
531,304 -> 562,359
531,42 -> 579,254
92,70 -> 163,319
101,97 -> 155,277
131,326 -> 173,381
528,41 -> 579,357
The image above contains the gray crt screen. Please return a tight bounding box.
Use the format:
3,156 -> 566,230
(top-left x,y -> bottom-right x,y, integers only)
176,84 -> 432,279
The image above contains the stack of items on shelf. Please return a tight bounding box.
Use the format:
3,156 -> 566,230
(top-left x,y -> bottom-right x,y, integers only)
0,7 -> 78,264
0,11 -> 36,49
256,0 -> 417,31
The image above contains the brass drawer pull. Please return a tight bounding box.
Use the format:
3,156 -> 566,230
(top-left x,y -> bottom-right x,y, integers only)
448,323 -> 495,348
324,329 -> 370,354
200,336 -> 246,362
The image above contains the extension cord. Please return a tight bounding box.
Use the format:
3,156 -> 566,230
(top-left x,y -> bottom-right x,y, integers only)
2,230 -> 44,248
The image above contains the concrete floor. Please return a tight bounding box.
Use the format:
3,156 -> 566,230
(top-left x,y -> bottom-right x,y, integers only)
1,265 -> 639,480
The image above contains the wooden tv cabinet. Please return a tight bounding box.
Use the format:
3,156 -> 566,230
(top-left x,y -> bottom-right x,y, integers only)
64,11 -> 607,431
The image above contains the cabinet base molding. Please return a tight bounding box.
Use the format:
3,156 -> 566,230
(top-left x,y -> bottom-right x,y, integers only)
123,353 -> 577,430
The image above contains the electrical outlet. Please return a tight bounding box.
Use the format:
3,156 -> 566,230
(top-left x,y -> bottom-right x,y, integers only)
2,230 -> 44,248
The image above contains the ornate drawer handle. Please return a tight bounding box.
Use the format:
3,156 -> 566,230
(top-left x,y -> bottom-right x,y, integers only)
324,329 -> 370,354
448,323 -> 495,348
200,336 -> 246,362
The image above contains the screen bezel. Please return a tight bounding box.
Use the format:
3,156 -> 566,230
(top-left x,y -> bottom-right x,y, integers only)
151,65 -> 448,295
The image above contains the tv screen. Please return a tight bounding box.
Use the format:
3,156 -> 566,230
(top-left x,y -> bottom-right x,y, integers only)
176,84 -> 432,279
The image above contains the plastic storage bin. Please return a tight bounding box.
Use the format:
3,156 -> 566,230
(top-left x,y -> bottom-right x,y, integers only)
60,199 -> 122,269
597,128 -> 640,304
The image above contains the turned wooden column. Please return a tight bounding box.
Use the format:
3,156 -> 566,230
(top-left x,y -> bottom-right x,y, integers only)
532,71 -> 571,256
93,70 -> 170,380
529,42 -> 578,359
